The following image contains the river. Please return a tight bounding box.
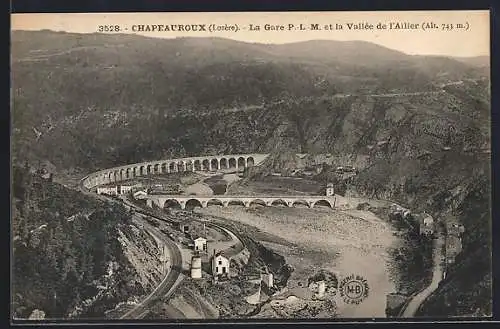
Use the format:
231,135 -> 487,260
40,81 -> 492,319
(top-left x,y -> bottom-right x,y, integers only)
197,203 -> 400,318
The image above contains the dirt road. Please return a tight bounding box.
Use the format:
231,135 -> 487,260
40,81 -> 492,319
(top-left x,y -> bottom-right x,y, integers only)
401,234 -> 445,317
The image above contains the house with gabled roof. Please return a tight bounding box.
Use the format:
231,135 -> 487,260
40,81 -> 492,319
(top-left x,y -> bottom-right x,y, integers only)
194,237 -> 207,252
212,251 -> 230,277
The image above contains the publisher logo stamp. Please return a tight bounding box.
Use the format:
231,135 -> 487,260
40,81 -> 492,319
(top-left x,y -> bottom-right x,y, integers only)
339,274 -> 369,304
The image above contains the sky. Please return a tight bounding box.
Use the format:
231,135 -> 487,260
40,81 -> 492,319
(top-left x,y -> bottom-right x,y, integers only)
11,10 -> 490,57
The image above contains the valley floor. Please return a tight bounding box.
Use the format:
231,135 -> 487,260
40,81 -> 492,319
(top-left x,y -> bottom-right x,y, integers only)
197,200 -> 400,318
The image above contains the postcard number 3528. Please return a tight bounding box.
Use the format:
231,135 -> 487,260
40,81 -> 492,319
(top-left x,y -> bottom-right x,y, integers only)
98,25 -> 121,32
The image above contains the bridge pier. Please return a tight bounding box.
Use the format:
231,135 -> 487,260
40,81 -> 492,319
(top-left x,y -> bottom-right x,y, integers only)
157,199 -> 166,209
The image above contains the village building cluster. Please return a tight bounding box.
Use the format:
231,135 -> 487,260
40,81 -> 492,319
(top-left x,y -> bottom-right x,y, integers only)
187,235 -> 232,280
389,204 -> 412,220
270,153 -> 358,179
388,204 -> 439,238
97,182 -> 181,197
97,183 -> 143,196
179,223 -> 277,290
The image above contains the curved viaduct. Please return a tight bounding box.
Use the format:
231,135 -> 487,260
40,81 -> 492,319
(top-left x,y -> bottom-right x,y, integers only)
82,153 -> 269,189
142,195 -> 337,210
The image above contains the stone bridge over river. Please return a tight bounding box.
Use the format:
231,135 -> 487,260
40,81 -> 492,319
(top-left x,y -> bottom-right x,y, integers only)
140,195 -> 337,210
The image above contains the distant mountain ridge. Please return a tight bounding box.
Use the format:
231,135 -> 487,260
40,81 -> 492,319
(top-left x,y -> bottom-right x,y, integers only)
452,55 -> 490,68
11,31 -> 488,72
12,29 -> 489,62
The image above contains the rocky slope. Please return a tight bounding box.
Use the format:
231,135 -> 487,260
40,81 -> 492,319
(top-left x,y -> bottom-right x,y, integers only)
116,223 -> 168,293
11,165 -> 146,319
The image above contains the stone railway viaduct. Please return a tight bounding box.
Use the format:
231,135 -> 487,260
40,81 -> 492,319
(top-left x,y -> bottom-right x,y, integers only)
82,153 -> 269,188
81,153 -> 338,210
142,195 -> 336,210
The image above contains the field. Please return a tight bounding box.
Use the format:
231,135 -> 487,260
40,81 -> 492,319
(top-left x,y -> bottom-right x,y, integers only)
227,176 -> 323,196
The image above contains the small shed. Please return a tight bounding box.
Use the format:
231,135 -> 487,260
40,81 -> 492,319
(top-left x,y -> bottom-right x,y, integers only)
178,222 -> 192,233
423,215 -> 434,226
261,273 -> 274,288
194,237 -> 207,252
420,214 -> 435,236
326,183 -> 335,196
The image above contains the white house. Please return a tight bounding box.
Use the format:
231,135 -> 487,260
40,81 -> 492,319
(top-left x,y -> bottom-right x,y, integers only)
212,252 -> 230,276
97,186 -> 118,196
133,190 -> 148,199
194,237 -> 207,252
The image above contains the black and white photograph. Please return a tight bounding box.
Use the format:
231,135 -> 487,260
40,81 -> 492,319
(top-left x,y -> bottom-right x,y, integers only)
10,10 -> 492,321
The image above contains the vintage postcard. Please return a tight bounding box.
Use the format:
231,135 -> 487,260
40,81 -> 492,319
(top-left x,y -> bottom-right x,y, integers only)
10,10 -> 491,322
